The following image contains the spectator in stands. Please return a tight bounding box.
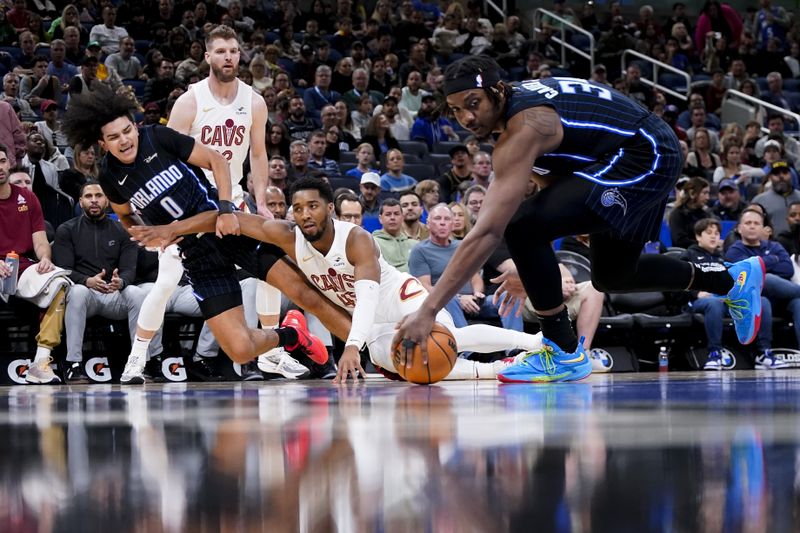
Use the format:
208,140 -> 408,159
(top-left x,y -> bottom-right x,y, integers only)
669,176 -> 711,249
463,185 -> 485,225
45,40 -> 78,94
292,44 -> 318,89
713,139 -> 764,186
373,198 -> 417,272
11,31 -> 37,74
724,58 -> 750,90
175,40 -> 205,84
53,182 -> 144,381
307,130 -> 341,179
84,42 -> 125,92
0,144 -> 66,385
62,26 -> 84,67
400,190 -> 429,240
303,65 -> 339,121
35,99 -> 67,147
22,131 -> 73,228
712,179 -> 748,221
438,144 -> 472,202
694,1 -> 742,52
686,128 -> 721,181
416,179 -> 440,213
753,161 -> 800,236
590,63 -> 611,87
677,93 -> 721,131
450,201 -> 471,239
105,36 -> 143,81
266,122 -> 291,160
361,113 -> 399,158
368,57 -> 392,95
686,104 -> 721,144
760,139 -> 800,188
399,70 -> 428,119
350,95 -> 373,139
20,55 -> 60,111
776,201 -> 800,255
755,113 -> 800,162
345,142 -> 378,180
67,56 -> 100,96
334,191 -> 364,226
140,102 -> 161,125
432,13 -> 462,60
375,94 -> 411,142
342,68 -> 384,112
47,4 -> 84,42
287,140 -> 313,182
0,100 -> 25,166
470,151 -> 492,189
704,68 -> 727,115
410,94 -> 459,150
358,172 -> 381,217
380,149 -> 417,193
268,156 -> 288,191
597,17 -> 636,79
408,203 -> 470,328
395,10 -> 432,53
90,6 -> 128,56
143,58 -> 177,107
682,218 -> 772,370
761,72 -> 800,114
727,207 -> 799,359
751,0 -> 789,52
58,142 -> 97,203
322,104 -> 357,153
2,73 -> 34,118
285,95 -> 318,142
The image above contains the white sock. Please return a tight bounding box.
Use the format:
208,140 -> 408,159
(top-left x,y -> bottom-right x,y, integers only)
453,325 -> 543,353
130,336 -> 151,361
34,346 -> 51,363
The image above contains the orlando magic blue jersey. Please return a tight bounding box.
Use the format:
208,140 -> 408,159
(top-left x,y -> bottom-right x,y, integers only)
99,125 -> 219,226
506,78 -> 653,175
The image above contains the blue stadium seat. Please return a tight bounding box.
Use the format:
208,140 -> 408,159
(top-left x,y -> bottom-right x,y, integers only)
755,77 -> 768,93
658,72 -> 688,92
397,140 -> 428,159
432,141 -> 464,154
424,153 -> 450,172
134,40 -> 152,55
265,32 -> 279,44
785,79 -> 800,92
362,216 -> 381,232
402,163 -> 436,181
339,151 -> 357,164
123,79 -> 146,99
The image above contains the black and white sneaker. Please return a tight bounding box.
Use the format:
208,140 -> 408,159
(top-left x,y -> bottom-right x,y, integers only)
188,357 -> 225,381
65,361 -> 90,384
241,361 -> 264,381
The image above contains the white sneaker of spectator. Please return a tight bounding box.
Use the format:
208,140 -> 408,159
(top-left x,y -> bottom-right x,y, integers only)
755,350 -> 789,370
589,348 -> 614,373
26,357 -> 62,384
258,348 -> 310,379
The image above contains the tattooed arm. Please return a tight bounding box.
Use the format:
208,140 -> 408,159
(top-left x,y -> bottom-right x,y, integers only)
400,106 -> 563,317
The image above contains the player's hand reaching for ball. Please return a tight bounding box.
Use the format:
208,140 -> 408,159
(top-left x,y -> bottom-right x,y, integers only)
392,308 -> 436,369
334,345 -> 366,384
216,213 -> 240,238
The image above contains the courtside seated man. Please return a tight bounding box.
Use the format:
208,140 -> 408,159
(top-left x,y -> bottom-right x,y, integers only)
61,85 -> 334,381
393,56 -> 765,383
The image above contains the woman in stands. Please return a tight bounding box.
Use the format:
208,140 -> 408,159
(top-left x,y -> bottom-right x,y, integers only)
713,138 -> 765,186
361,113 -> 399,159
669,176 -> 712,249
59,142 -> 98,203
450,201 -> 472,240
416,180 -> 441,214
266,122 -> 290,160
687,128 -> 721,181
48,4 -> 88,43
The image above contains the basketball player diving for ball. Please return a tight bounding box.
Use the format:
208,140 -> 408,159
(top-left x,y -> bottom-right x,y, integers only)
62,86 -> 355,379
393,56 -> 766,383
129,177 -> 545,383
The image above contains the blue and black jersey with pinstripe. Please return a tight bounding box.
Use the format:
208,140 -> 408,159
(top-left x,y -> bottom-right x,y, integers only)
99,125 -> 263,318
506,77 -> 682,242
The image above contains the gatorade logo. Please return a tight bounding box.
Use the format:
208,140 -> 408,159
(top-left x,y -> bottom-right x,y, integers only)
162,357 -> 187,382
86,357 -> 112,382
7,359 -> 31,384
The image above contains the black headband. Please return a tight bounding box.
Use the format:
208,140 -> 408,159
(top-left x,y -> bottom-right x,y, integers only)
444,70 -> 501,96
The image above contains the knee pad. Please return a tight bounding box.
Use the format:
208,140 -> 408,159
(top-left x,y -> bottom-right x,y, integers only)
256,281 -> 281,316
155,245 -> 185,288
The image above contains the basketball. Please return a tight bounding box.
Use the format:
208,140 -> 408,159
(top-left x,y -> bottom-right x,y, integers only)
392,323 -> 458,385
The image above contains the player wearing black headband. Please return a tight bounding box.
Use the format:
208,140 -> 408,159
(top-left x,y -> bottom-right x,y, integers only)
394,55 -> 768,382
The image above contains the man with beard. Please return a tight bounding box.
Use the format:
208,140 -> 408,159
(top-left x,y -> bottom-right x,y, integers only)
52,182 -> 144,381
285,95 -> 318,141
776,201 -> 800,255
753,161 -> 800,236
399,191 -> 429,241
375,94 -> 411,141
410,94 -> 459,150
711,179 -> 748,222
437,144 -> 473,203
21,131 -> 73,228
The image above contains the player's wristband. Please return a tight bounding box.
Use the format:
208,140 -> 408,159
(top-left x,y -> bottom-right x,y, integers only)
218,200 -> 234,214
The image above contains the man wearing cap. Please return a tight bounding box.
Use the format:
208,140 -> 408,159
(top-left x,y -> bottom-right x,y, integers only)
141,102 -> 163,126
359,172 -> 382,218
438,144 -> 473,203
753,161 -> 800,235
374,94 -> 411,141
761,138 -> 800,189
90,6 -> 128,56
590,64 -> 611,87
712,178 -> 748,221
342,69 -> 384,112
292,44 -> 319,88
34,99 -> 68,148
410,93 -> 459,150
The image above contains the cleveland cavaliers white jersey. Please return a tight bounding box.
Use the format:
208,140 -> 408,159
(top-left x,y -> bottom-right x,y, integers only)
295,219 -> 415,322
189,78 -> 253,205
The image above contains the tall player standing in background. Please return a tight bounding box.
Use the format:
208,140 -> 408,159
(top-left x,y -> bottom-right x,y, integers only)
119,26 -> 332,381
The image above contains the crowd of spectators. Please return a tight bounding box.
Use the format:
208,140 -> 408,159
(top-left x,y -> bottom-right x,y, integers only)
3,0 -> 800,381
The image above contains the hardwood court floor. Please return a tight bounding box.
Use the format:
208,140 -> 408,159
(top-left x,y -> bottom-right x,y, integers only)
1,371 -> 799,532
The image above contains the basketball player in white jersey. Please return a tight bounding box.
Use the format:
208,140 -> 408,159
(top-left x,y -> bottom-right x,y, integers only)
129,177 -> 544,383
120,26 -> 346,382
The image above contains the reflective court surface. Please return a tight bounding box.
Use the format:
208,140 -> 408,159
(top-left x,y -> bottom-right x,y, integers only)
4,372 -> 800,532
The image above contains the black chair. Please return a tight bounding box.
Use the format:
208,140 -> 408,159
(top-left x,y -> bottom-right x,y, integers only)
424,153 -> 451,172
329,177 -> 360,192
339,151 -> 357,164
402,164 -> 437,181
432,141 -> 464,155
398,140 -> 429,159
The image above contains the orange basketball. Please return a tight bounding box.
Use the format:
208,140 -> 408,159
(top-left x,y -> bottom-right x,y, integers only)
392,323 -> 458,385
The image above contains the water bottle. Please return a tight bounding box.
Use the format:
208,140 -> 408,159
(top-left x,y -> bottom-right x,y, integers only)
2,251 -> 19,295
658,346 -> 669,373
